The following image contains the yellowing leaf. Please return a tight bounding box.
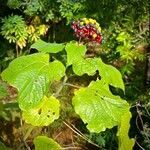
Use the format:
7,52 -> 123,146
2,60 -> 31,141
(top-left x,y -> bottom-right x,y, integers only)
23,96 -> 60,126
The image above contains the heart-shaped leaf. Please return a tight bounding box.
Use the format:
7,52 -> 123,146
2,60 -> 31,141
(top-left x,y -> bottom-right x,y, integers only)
1,53 -> 65,110
72,80 -> 129,132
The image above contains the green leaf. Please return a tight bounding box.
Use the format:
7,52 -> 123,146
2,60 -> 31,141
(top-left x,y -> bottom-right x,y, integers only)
72,58 -> 98,76
116,32 -> 131,42
0,82 -> 8,99
117,111 -> 135,150
31,39 -> 65,53
65,42 -> 86,66
65,43 -> 98,76
23,96 -> 60,126
0,141 -> 7,150
1,53 -> 65,110
65,44 -> 124,90
34,136 -> 62,150
74,57 -> 124,91
72,80 -> 129,132
98,60 -> 125,91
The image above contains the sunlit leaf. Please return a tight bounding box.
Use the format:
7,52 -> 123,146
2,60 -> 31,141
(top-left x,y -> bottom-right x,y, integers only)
97,60 -> 125,91
65,43 -> 124,90
31,39 -> 65,53
72,80 -> 129,132
117,111 -> 135,150
34,136 -> 62,150
65,42 -> 86,66
23,96 -> 60,126
1,53 -> 65,110
72,58 -> 97,76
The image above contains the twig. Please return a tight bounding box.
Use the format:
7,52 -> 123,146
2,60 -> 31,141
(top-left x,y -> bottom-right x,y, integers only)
23,126 -> 34,141
135,102 -> 149,141
23,140 -> 31,150
136,102 -> 144,131
63,121 -> 100,148
71,124 -> 87,139
135,136 -> 145,150
54,132 -> 62,140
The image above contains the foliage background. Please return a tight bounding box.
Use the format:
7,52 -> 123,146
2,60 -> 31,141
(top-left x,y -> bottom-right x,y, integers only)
0,0 -> 149,149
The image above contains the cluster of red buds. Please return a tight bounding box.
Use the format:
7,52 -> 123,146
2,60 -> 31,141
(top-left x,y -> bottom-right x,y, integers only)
71,18 -> 102,44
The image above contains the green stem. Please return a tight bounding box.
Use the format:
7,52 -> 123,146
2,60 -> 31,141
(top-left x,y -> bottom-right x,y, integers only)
64,83 -> 81,89
54,75 -> 68,98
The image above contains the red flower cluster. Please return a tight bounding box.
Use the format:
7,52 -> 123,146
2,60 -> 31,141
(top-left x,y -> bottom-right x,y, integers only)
71,18 -> 102,44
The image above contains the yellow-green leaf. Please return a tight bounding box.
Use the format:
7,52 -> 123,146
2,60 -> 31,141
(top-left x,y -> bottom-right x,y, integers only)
34,136 -> 62,150
23,96 -> 60,126
117,111 -> 135,150
72,80 -> 129,132
1,53 -> 65,110
31,39 -> 65,53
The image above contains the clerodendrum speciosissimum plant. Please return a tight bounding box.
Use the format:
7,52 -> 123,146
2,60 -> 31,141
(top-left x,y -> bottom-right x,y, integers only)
71,18 -> 103,44
1,18 -> 135,149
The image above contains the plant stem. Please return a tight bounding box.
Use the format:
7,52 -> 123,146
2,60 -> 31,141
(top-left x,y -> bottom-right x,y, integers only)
64,83 -> 81,89
54,75 -> 68,98
63,121 -> 100,148
16,44 -> 19,57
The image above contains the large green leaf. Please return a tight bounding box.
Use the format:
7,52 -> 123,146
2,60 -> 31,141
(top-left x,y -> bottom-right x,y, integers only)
73,57 -> 124,91
117,111 -> 135,150
31,39 -> 65,53
1,53 -> 65,110
34,136 -> 62,150
23,96 -> 60,126
65,43 -> 124,90
65,42 -> 86,66
72,80 -> 129,132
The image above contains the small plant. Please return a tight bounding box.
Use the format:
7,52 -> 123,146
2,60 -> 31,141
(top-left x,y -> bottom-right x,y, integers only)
1,15 -> 28,50
1,15 -> 48,57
